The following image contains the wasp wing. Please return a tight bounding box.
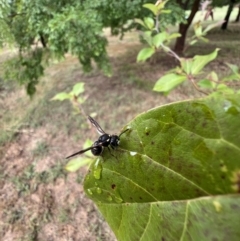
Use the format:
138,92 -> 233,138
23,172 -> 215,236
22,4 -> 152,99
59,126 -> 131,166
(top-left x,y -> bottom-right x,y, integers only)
88,116 -> 105,135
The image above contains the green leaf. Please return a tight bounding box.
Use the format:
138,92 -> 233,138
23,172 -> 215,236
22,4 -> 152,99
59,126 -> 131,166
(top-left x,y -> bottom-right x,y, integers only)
198,79 -> 215,89
77,96 -> 86,104
83,139 -> 94,158
142,31 -> 153,46
226,63 -> 239,75
65,139 -> 94,171
65,157 -> 93,172
193,21 -> 202,36
156,0 -> 169,12
143,3 -> 158,15
134,18 -> 146,28
84,94 -> 240,241
71,82 -> 85,96
153,73 -> 187,93
208,71 -> 218,82
198,72 -> 218,89
191,49 -> 219,75
199,36 -> 209,43
167,33 -> 181,40
99,195 -> 240,241
180,58 -> 193,74
137,47 -> 155,62
152,32 -> 167,48
190,39 -> 197,45
51,92 -> 71,101
222,74 -> 240,82
203,20 -> 225,35
143,17 -> 154,30
161,9 -> 171,14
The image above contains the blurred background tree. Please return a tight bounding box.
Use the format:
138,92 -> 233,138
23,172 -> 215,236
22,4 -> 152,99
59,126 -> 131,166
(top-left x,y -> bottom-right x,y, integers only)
0,0 -> 184,95
0,0 -> 239,95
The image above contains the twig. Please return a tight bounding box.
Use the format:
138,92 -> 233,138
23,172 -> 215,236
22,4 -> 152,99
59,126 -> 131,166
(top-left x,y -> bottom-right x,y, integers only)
189,76 -> 208,95
72,95 -> 90,126
161,44 -> 181,62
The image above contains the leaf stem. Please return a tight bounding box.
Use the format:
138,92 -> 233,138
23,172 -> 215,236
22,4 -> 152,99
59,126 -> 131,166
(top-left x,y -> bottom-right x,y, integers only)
161,44 -> 181,62
189,76 -> 208,95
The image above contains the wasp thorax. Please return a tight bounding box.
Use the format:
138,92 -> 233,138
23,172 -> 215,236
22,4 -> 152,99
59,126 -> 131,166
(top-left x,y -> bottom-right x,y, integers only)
110,135 -> 120,148
98,134 -> 111,147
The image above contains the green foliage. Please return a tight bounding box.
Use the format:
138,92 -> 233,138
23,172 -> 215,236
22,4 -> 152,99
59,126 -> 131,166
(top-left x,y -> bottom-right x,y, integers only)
84,93 -> 240,240
52,82 -> 85,101
0,0 -> 189,95
1,0 -> 166,95
189,20 -> 225,46
3,48 -> 45,95
136,1 -> 240,95
153,73 -> 187,93
51,82 -> 86,111
137,47 -> 155,62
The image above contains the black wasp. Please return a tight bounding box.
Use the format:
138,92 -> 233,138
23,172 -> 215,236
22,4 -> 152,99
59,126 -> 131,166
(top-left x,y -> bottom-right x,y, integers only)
66,116 -> 129,159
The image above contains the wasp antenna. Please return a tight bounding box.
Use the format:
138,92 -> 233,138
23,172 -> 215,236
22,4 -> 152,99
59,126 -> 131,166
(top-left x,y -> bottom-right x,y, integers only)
119,128 -> 130,137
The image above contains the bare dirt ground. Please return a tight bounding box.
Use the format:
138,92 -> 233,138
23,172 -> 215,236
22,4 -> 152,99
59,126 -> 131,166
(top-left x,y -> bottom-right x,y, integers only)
0,22 -> 239,241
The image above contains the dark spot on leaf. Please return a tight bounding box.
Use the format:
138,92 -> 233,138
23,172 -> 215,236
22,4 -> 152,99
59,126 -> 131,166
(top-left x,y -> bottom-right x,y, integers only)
212,238 -> 218,241
204,229 -> 210,237
139,197 -> 142,200
191,214 -> 198,222
169,156 -> 174,162
130,197 -> 133,200
189,163 -> 194,168
188,220 -> 194,228
162,237 -> 165,241
201,207 -> 208,214
146,132 -> 149,135
195,188 -> 205,197
221,175 -> 225,179
111,184 -> 116,189
151,141 -> 155,145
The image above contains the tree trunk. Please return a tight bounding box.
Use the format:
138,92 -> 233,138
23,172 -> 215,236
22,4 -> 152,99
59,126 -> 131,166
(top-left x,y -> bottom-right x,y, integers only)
174,0 -> 201,54
235,5 -> 240,22
221,0 -> 236,30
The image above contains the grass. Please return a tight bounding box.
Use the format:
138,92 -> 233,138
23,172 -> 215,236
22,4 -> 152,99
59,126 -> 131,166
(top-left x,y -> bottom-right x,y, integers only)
0,5 -> 239,241
32,141 -> 49,157
57,208 -> 70,223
